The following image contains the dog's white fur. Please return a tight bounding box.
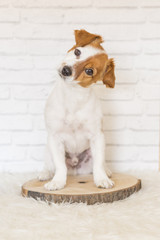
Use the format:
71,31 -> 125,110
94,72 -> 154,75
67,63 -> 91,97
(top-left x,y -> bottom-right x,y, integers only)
39,45 -> 114,190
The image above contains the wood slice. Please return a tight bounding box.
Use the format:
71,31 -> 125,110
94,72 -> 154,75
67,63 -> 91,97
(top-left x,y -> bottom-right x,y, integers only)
22,173 -> 141,205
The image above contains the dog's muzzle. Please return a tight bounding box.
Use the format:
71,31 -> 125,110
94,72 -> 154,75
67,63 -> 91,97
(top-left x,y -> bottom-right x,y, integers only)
61,66 -> 72,77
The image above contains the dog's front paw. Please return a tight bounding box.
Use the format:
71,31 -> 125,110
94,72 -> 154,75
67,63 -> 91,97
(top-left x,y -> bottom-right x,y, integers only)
44,179 -> 66,191
94,177 -> 114,189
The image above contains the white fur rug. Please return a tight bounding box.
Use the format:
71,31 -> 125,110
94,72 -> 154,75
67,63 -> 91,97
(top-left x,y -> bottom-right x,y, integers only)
0,171 -> 160,240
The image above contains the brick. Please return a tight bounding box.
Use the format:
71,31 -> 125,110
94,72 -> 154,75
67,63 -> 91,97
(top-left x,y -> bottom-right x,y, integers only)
105,146 -> 159,161
27,40 -> 72,56
94,84 -> 135,100
0,0 -> 9,7
144,9 -> 160,22
13,0 -> 92,7
144,101 -> 160,115
33,116 -> 45,130
0,40 -> 27,55
0,70 -> 55,84
141,23 -> 160,39
106,162 -> 158,172
141,84 -> 160,100
15,24 -> 138,41
0,132 -> 11,144
13,86 -> 51,100
0,116 -> 32,130
116,70 -> 138,83
0,87 -> 10,99
52,0 -> 92,7
0,146 -> 27,161
0,24 -> 13,38
0,100 -> 27,114
133,131 -> 159,145
103,41 -> 141,55
0,161 -> 43,172
14,22 -> 36,39
114,56 -> 134,70
14,23 -> 77,40
103,116 -> 126,130
15,22 -> 63,40
33,56 -> 62,69
13,131 -> 47,145
101,100 -> 143,115
0,9 -> 19,22
100,24 -> 140,41
127,116 -> 159,130
27,146 -> 45,162
93,0 -> 140,7
137,69 -> 160,84
104,130 -> 134,145
28,101 -> 45,114
143,40 -> 160,54
64,9 -> 145,23
0,56 -> 34,70
138,153 -> 159,164
141,0 -> 160,7
21,9 -> 63,23
106,146 -> 136,161
135,55 -> 160,70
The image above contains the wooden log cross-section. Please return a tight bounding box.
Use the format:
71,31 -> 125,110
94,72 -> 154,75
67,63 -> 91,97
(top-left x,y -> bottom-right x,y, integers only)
22,173 -> 141,205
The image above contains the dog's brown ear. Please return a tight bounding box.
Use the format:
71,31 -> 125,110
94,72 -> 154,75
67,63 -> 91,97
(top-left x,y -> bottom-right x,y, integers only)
103,59 -> 115,88
74,29 -> 103,47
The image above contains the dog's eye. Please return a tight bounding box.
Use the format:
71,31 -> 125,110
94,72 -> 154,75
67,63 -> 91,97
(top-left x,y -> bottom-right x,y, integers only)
85,68 -> 94,76
74,48 -> 81,57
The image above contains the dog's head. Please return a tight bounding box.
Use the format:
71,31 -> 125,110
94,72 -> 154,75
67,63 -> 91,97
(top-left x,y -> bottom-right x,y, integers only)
59,29 -> 115,88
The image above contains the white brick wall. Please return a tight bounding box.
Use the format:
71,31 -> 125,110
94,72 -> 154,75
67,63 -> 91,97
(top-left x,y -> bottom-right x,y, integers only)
0,0 -> 159,172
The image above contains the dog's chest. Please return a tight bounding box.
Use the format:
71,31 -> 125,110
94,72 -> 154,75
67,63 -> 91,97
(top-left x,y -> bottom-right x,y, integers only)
61,100 -> 92,151
45,81 -> 102,153
63,87 -> 96,133
64,108 -> 86,131
46,82 -> 95,131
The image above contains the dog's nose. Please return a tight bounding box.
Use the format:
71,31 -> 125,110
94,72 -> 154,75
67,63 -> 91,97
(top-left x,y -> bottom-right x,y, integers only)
61,66 -> 72,77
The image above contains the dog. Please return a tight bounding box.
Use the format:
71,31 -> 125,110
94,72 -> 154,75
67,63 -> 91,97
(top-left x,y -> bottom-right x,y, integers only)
39,29 -> 116,191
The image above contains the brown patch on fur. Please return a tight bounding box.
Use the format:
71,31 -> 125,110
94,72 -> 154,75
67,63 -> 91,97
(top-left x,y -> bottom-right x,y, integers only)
68,29 -> 104,52
74,53 -> 107,87
75,29 -> 103,47
74,54 -> 115,88
103,59 -> 115,88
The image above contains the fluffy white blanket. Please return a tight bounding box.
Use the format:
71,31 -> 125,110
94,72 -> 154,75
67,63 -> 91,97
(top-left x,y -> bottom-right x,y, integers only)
0,171 -> 160,240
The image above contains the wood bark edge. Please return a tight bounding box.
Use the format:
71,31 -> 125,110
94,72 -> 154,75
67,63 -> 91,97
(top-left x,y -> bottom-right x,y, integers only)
22,179 -> 141,205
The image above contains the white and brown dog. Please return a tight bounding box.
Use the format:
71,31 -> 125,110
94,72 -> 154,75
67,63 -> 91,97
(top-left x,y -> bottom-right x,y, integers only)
39,29 -> 116,191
